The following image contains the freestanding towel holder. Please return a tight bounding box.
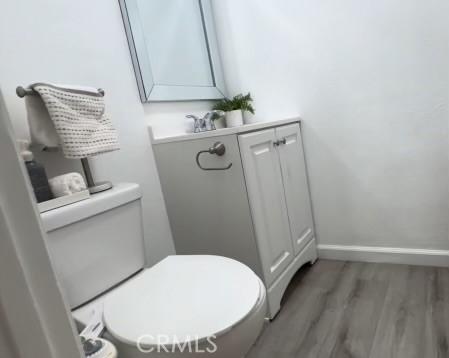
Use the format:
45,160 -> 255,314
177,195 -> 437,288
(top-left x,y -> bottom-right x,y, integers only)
80,158 -> 112,194
16,85 -> 112,194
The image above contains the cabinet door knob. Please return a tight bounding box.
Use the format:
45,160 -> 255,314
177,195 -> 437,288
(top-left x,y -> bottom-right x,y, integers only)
273,138 -> 287,146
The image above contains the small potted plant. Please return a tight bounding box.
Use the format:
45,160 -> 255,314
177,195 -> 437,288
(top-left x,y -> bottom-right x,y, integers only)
213,93 -> 255,128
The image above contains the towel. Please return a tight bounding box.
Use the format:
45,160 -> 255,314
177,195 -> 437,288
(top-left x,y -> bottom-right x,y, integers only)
25,94 -> 60,150
28,83 -> 120,159
49,172 -> 87,197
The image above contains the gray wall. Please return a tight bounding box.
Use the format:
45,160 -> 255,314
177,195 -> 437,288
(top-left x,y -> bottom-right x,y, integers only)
0,302 -> 18,358
213,0 -> 449,250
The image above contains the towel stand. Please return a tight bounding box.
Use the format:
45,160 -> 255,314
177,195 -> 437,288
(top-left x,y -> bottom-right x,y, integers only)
16,85 -> 112,194
16,86 -> 105,98
81,158 -> 113,194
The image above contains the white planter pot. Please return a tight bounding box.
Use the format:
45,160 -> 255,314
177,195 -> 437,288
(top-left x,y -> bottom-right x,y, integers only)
243,111 -> 257,124
226,110 -> 244,128
213,117 -> 226,129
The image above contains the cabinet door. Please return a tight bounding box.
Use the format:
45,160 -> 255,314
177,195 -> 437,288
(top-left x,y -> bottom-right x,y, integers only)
239,129 -> 294,286
276,124 -> 314,255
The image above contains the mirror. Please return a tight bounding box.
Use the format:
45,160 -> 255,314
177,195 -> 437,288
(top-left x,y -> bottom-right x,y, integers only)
119,0 -> 226,102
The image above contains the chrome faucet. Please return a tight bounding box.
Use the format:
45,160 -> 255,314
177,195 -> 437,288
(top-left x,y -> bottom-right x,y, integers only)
204,110 -> 225,131
187,110 -> 225,133
186,114 -> 205,133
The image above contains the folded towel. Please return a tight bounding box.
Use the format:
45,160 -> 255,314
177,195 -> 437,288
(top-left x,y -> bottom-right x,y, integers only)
25,94 -> 60,150
49,172 -> 87,197
29,83 -> 120,159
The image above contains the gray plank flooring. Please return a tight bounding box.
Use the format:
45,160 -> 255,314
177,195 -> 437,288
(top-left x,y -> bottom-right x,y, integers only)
247,260 -> 449,358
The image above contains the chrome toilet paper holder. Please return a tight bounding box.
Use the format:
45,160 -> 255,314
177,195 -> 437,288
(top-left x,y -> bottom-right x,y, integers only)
195,142 -> 233,171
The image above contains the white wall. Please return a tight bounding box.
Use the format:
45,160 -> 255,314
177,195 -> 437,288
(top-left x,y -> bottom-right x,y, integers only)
1,0 -> 447,255
0,0 -> 187,264
213,0 -> 449,250
0,91 -> 82,358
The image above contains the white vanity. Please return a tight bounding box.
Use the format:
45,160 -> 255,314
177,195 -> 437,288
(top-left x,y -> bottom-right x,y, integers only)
151,118 -> 317,318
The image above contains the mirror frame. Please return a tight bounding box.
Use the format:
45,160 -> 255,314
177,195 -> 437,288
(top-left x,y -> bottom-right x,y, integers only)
119,0 -> 226,102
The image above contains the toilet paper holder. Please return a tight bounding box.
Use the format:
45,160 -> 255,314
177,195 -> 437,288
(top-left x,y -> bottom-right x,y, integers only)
195,142 -> 233,171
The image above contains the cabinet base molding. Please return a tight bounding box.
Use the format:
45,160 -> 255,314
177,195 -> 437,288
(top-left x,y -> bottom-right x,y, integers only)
267,239 -> 318,319
318,244 -> 449,267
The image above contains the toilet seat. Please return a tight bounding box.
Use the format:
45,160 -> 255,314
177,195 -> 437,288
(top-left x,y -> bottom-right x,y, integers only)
102,255 -> 263,348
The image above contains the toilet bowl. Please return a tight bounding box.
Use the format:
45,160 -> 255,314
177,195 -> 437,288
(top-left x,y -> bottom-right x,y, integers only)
74,255 -> 267,357
41,184 -> 267,358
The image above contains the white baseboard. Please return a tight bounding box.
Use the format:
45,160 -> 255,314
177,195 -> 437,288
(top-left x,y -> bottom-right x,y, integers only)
317,244 -> 449,267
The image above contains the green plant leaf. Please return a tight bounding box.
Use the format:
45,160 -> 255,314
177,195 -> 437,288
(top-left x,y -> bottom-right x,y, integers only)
212,92 -> 255,114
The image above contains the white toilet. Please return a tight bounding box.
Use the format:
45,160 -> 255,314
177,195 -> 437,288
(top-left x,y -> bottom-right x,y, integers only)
41,183 -> 267,357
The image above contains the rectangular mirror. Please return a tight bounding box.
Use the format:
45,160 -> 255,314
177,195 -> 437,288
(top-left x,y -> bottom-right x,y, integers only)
119,0 -> 226,102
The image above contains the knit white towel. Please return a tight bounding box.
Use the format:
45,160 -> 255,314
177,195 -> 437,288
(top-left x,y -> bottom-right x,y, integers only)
29,83 -> 120,159
25,94 -> 60,149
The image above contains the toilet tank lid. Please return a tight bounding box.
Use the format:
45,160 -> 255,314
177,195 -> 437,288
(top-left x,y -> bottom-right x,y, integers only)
41,183 -> 142,232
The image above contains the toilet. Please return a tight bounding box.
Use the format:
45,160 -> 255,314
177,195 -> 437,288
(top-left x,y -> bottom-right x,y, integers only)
41,183 -> 267,357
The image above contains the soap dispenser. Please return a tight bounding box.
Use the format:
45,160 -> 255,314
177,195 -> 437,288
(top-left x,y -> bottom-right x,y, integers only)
18,140 -> 53,203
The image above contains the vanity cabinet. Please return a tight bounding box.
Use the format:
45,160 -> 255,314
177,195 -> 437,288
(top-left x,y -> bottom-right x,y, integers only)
238,129 -> 295,287
274,124 -> 315,256
152,119 -> 317,318
239,124 -> 315,287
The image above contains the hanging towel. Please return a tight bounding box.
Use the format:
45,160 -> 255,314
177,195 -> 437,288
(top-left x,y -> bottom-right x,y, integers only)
25,93 -> 60,149
29,83 -> 120,159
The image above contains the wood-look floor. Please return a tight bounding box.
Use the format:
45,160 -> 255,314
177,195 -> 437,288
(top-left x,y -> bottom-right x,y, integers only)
247,260 -> 449,358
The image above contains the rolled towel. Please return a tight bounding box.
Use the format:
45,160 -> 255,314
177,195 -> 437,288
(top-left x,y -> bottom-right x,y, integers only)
49,173 -> 87,198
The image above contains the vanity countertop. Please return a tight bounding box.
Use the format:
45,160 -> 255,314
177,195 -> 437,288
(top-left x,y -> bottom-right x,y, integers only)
149,117 -> 301,145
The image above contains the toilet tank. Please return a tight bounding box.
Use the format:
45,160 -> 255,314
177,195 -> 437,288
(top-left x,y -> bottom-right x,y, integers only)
40,183 -> 145,309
